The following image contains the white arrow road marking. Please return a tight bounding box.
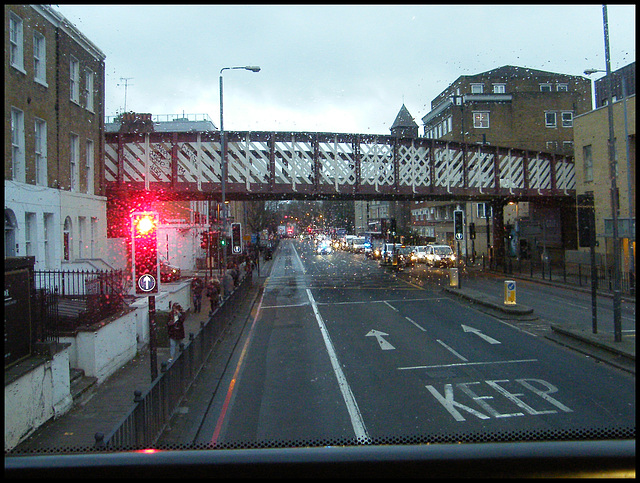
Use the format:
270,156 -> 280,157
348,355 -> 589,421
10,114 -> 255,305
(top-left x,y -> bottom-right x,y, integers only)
366,330 -> 396,350
461,324 -> 501,344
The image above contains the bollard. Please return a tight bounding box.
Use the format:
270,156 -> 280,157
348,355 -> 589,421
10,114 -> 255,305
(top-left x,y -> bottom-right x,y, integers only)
504,280 -> 516,305
449,268 -> 459,288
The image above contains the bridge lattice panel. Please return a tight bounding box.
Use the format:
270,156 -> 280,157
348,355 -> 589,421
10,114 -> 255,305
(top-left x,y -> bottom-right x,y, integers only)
105,131 -> 575,200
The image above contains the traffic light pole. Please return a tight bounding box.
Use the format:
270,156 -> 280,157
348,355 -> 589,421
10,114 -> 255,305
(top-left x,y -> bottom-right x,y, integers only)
148,295 -> 157,381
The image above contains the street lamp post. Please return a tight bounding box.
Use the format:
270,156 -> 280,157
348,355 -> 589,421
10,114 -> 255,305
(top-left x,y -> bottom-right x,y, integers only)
584,4 -> 622,342
219,65 -> 260,296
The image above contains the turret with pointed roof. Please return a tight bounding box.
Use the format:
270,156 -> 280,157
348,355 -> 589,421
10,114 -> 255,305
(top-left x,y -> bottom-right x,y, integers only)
390,104 -> 418,138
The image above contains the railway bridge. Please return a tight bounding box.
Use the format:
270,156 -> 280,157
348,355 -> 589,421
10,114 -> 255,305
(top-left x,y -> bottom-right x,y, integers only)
104,129 -> 578,267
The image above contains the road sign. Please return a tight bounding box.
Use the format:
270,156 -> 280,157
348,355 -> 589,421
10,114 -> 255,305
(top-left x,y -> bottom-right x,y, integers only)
504,280 -> 516,305
137,273 -> 157,293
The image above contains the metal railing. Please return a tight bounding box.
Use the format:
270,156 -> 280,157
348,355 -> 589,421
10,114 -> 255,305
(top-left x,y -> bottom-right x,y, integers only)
34,269 -> 127,333
95,272 -> 253,450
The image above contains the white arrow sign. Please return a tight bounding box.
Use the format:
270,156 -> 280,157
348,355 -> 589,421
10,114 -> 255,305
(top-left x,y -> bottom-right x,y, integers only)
366,330 -> 395,350
461,324 -> 501,344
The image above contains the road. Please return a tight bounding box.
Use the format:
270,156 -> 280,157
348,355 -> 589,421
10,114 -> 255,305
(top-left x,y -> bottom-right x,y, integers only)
165,239 -> 635,448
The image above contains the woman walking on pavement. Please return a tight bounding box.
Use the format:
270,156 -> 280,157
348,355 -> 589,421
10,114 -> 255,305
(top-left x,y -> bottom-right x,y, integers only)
167,302 -> 185,363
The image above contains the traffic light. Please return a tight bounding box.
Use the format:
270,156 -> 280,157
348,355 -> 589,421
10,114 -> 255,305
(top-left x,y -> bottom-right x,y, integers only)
469,222 -> 476,240
231,223 -> 242,254
131,212 -> 159,294
454,210 -> 464,240
200,231 -> 209,249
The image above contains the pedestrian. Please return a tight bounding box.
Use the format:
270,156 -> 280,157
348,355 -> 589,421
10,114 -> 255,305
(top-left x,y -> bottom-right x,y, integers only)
223,269 -> 234,298
191,275 -> 204,313
206,277 -> 221,315
167,302 -> 185,363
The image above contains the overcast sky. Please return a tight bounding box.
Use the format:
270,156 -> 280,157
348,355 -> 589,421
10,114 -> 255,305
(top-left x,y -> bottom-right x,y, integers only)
54,4 -> 635,134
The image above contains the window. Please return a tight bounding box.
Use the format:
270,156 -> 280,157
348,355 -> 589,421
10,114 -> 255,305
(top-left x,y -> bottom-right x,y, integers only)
11,108 -> 25,182
70,57 -> 80,103
470,83 -> 484,94
63,216 -> 72,261
85,70 -> 94,111
561,111 -> 573,128
90,217 -> 98,258
492,83 -> 506,93
86,139 -> 95,194
477,202 -> 492,218
33,32 -> 47,85
44,213 -> 54,268
70,133 -> 79,191
35,118 -> 47,186
473,111 -> 490,128
545,111 -> 557,128
540,83 -> 552,92
26,212 -> 38,259
78,216 -> 86,258
583,145 -> 593,182
9,13 -> 24,72
556,83 -> 568,91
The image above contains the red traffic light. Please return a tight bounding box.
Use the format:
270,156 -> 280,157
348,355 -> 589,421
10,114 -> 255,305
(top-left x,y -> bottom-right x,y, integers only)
131,212 -> 159,294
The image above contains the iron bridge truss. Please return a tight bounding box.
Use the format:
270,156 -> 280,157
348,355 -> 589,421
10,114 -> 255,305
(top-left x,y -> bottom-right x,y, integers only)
105,131 -> 575,202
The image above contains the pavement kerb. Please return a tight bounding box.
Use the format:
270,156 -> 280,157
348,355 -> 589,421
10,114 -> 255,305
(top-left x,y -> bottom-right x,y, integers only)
443,286 -> 534,315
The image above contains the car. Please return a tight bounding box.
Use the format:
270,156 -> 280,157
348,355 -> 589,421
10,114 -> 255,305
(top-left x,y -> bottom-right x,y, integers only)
397,246 -> 417,267
425,244 -> 456,268
414,245 -> 428,263
316,240 -> 333,255
160,260 -> 181,282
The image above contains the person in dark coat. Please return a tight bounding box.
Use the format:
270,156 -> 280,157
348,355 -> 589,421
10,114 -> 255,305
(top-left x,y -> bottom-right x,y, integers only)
206,277 -> 221,315
167,303 -> 186,363
191,276 -> 204,313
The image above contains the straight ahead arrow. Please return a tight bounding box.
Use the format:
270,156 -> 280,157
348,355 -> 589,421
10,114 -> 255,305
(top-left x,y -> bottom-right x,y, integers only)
366,329 -> 395,350
461,324 -> 501,344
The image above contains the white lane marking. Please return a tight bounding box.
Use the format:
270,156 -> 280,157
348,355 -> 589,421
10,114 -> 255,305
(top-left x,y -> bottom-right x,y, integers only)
436,339 -> 468,361
405,316 -> 426,332
384,301 -> 398,312
397,359 -> 538,371
306,288 -> 370,442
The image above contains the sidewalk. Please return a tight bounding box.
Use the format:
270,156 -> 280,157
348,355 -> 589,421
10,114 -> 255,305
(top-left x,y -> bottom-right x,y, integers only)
10,259 -> 273,455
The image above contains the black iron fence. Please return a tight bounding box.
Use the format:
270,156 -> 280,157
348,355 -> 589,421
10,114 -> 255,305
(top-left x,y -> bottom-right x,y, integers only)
497,256 -> 635,296
94,272 -> 253,450
34,269 -> 128,336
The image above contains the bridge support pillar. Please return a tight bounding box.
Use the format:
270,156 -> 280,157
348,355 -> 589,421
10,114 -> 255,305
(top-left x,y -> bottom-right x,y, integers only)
491,199 -> 506,271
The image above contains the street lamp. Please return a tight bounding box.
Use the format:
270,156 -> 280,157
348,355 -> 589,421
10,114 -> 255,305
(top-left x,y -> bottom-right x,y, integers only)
219,65 -> 260,295
584,4 -> 622,342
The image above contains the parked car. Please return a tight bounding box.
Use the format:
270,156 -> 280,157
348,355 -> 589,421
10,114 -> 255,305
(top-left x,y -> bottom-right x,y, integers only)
160,260 -> 181,282
397,246 -> 417,267
425,244 -> 456,268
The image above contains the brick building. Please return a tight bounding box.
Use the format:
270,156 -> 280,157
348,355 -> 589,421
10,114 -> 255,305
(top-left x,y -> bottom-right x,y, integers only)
5,4 -> 108,269
574,62 -> 635,276
413,65 -> 592,262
